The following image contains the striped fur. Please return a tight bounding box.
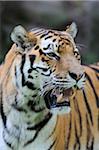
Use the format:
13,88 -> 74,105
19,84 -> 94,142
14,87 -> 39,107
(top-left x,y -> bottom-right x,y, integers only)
0,23 -> 99,150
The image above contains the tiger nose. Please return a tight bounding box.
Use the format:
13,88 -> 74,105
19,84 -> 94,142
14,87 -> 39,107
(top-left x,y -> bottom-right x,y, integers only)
69,72 -> 83,81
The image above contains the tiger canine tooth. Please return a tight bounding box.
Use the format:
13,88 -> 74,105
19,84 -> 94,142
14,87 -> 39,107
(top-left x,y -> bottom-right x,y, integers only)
57,93 -> 63,102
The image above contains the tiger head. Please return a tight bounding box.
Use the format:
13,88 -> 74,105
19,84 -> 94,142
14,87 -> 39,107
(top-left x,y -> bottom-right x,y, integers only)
10,23 -> 85,114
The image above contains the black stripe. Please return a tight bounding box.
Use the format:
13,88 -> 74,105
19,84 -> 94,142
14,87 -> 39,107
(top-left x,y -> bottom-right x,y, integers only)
28,68 -> 39,74
55,101 -> 70,107
45,35 -> 53,40
12,104 -> 27,113
39,49 -> 44,55
34,45 -> 39,50
20,54 -> 26,86
65,114 -> 72,149
4,139 -> 13,149
48,31 -> 54,34
74,97 -> 82,137
25,81 -> 36,90
27,100 -> 45,113
65,38 -> 70,43
28,69 -> 33,73
12,94 -> 27,113
20,54 -> 36,90
53,39 -> 56,42
15,65 -> 17,77
89,66 -> 99,80
32,94 -> 37,98
89,66 -> 99,73
83,90 -> 93,125
28,75 -> 33,79
77,103 -> 82,137
36,66 -> 49,72
86,115 -> 89,150
3,132 -> 14,150
41,72 -> 51,76
15,94 -> 18,105
40,33 -> 48,39
98,112 -> 99,131
47,52 -> 60,61
43,44 -> 50,50
24,113 -> 52,146
15,66 -> 19,88
48,139 -> 56,150
27,113 -> 52,130
73,121 -> 80,150
90,137 -> 94,150
96,74 -> 99,80
1,92 -> 7,128
85,73 -> 99,108
29,55 -> 36,69
48,116 -> 58,139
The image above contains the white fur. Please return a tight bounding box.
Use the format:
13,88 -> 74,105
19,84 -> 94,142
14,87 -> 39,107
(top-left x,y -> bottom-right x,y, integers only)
0,113 -> 57,150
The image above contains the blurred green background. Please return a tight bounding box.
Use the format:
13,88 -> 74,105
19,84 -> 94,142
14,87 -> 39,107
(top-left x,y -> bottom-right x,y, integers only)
0,1 -> 99,64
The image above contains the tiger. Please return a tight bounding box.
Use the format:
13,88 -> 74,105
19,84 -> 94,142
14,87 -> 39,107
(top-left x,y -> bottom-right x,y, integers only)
0,22 -> 99,150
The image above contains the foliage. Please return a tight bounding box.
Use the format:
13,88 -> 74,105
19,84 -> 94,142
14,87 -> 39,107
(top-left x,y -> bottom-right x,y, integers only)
0,1 -> 99,64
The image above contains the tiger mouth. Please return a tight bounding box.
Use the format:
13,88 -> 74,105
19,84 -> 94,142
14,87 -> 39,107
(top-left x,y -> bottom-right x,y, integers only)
44,88 -> 74,110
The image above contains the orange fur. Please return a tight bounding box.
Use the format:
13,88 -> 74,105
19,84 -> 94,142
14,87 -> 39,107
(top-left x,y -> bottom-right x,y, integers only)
53,65 -> 99,150
0,24 -> 99,149
1,45 -> 98,149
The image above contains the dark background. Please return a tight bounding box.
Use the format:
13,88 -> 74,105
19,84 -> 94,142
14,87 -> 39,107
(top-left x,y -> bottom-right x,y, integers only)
0,1 -> 99,64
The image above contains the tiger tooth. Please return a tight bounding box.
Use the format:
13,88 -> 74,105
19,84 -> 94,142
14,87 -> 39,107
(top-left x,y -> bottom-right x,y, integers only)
57,93 -> 63,103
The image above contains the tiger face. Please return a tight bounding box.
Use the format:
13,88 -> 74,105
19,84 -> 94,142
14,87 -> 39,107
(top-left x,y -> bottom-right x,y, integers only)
11,23 -> 85,114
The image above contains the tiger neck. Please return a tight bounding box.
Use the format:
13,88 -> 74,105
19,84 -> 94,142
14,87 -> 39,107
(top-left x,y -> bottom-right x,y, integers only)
5,97 -> 50,130
2,99 -> 56,149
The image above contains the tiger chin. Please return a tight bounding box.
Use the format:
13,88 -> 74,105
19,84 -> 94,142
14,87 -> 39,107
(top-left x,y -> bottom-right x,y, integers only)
0,22 -> 99,150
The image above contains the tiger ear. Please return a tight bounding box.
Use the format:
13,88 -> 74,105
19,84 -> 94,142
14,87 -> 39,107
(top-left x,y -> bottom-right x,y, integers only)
11,25 -> 37,51
65,22 -> 78,38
